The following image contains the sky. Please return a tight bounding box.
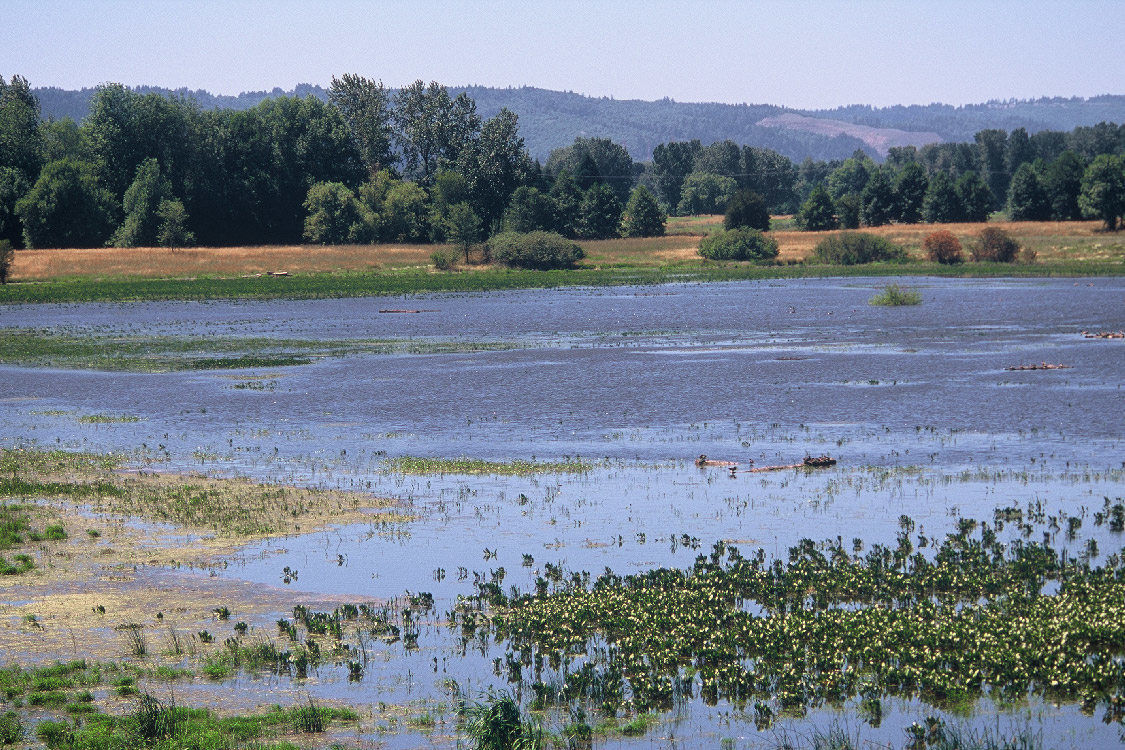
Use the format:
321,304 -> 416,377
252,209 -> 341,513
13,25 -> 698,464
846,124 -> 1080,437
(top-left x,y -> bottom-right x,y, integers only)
3,0 -> 1122,110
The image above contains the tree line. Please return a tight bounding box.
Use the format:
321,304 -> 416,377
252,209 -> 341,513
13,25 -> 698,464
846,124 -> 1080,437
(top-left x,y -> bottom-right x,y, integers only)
2,73 -> 1124,254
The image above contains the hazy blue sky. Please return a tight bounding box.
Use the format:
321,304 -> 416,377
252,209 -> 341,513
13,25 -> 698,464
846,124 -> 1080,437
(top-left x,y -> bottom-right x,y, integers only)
4,0 -> 1122,109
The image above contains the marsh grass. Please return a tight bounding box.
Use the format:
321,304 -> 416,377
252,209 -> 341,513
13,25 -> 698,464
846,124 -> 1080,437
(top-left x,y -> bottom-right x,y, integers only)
869,284 -> 922,306
0,329 -> 516,372
385,456 -> 593,476
0,448 -> 404,537
76,414 -> 141,424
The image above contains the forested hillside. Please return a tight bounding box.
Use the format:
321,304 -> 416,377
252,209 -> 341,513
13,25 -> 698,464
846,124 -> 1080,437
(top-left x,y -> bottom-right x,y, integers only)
34,83 -> 1125,163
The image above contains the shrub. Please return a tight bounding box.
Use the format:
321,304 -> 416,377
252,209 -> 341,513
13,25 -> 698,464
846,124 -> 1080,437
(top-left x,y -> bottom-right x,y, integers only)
488,231 -> 584,270
698,227 -> 779,261
0,711 -> 23,744
923,230 -> 964,264
970,227 -> 1020,262
812,232 -> 906,265
430,247 -> 459,271
870,284 -> 922,306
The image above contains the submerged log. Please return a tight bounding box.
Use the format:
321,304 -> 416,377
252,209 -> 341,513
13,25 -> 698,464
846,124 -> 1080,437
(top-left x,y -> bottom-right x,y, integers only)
1005,363 -> 1071,371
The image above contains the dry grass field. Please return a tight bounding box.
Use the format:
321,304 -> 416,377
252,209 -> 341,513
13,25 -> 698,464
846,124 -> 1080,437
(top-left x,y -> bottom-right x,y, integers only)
7,218 -> 1123,281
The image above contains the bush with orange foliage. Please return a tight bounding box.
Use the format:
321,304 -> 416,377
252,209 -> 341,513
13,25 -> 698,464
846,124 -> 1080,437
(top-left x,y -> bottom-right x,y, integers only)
923,230 -> 964,264
971,227 -> 1021,263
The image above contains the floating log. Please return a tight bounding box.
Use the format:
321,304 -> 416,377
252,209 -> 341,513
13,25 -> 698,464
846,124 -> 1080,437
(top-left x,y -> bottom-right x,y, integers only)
268,271 -> 290,277
1005,363 -> 1071,371
695,454 -> 738,468
745,455 -> 837,473
379,309 -> 438,314
1082,330 -> 1125,339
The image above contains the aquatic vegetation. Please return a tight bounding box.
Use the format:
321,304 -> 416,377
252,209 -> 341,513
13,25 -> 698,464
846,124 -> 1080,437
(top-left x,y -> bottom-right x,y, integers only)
385,455 -> 594,476
24,692 -> 357,749
459,508 -> 1125,727
0,448 -> 405,537
75,414 -> 141,424
458,691 -> 543,750
0,328 -> 517,372
870,284 -> 922,306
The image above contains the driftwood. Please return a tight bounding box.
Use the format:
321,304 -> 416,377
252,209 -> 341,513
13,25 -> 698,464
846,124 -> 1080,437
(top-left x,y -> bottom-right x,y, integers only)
1082,330 -> 1125,339
379,309 -> 438,314
1005,363 -> 1071,371
744,455 -> 837,473
695,454 -> 738,468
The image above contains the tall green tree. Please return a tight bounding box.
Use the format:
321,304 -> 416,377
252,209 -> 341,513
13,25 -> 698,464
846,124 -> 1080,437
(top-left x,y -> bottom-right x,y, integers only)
975,129 -> 1009,210
328,74 -> 395,175
1007,163 -> 1051,221
15,159 -> 117,248
393,80 -> 480,182
860,169 -> 895,227
547,137 -> 636,203
797,185 -> 838,231
740,145 -> 797,212
652,140 -> 701,212
381,181 -> 430,242
577,183 -> 623,239
548,171 -> 583,237
0,75 -> 44,181
694,140 -> 740,178
1005,127 -> 1035,175
723,189 -> 769,232
1079,154 -> 1125,230
836,192 -> 862,229
955,171 -> 993,222
622,185 -> 666,237
111,158 -> 171,246
303,181 -> 371,244
457,108 -> 530,232
1042,151 -> 1086,220
503,186 -> 554,233
893,163 -> 928,223
0,167 -> 29,248
826,152 -> 872,199
922,171 -> 963,223
155,199 -> 195,247
677,172 -> 736,215
444,201 -> 482,262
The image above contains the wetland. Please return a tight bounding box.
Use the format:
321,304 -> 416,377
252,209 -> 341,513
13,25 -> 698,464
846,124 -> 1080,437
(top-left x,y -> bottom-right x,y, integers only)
0,276 -> 1123,749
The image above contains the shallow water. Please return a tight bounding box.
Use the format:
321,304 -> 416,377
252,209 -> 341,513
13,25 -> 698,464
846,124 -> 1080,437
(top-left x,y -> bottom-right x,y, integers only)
3,277 -> 1124,747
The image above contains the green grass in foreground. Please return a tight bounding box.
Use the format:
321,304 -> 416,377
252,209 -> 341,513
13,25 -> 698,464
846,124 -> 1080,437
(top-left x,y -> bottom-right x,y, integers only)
1,259 -> 1121,304
385,455 -> 593,475
0,329 -> 515,372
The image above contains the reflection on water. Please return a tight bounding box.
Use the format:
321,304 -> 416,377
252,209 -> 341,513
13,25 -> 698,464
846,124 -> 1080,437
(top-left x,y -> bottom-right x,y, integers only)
2,277 -> 1124,747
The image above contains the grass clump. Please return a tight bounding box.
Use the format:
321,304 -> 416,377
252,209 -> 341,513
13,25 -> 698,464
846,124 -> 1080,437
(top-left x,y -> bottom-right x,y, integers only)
385,456 -> 593,476
813,232 -> 907,265
0,554 -> 33,575
76,414 -> 141,424
459,691 -> 543,750
697,227 -> 779,261
869,284 -> 922,306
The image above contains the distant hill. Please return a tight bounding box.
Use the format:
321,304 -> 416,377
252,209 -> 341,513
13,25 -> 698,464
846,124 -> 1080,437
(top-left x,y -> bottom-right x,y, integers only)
32,84 -> 1125,163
